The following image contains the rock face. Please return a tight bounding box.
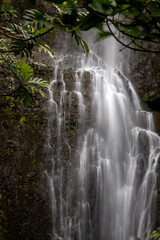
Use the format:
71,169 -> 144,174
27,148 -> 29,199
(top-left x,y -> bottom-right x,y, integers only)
122,48 -> 160,228
122,50 -> 160,103
122,49 -> 160,134
0,97 -> 52,240
0,61 -> 55,240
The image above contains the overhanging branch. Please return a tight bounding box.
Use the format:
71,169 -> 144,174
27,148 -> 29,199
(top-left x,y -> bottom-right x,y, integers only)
106,20 -> 160,53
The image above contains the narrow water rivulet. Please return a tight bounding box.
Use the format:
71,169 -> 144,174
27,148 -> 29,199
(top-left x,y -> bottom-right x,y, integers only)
46,36 -> 160,240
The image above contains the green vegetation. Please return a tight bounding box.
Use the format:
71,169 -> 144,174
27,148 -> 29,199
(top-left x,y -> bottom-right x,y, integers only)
0,0 -> 160,106
136,228 -> 160,240
0,3 -> 51,107
150,228 -> 160,240
1,0 -> 160,55
0,57 -> 50,106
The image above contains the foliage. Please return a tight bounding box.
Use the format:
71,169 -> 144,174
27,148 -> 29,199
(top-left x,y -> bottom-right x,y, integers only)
49,0 -> 160,53
0,3 -> 50,107
85,0 -> 160,52
0,53 -> 50,107
150,228 -> 160,240
1,0 -> 160,56
0,0 -> 160,106
135,228 -> 160,240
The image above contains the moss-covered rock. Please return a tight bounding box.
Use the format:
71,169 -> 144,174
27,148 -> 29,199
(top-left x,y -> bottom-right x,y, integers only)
0,92 -> 52,240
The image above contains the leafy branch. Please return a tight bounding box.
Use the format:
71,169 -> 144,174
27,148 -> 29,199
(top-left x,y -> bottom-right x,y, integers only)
1,0 -> 160,108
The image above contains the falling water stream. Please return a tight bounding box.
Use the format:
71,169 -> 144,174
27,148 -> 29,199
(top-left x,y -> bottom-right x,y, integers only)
46,35 -> 160,240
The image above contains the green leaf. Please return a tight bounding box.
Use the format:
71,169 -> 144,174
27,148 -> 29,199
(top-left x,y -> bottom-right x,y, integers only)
37,41 -> 55,58
88,1 -> 113,15
16,61 -> 34,82
98,30 -> 111,39
128,7 -> 141,17
24,9 -> 52,29
150,228 -> 160,240
95,22 -> 104,31
15,86 -> 34,107
7,61 -> 21,80
0,3 -> 17,18
78,13 -> 104,31
137,14 -> 152,23
120,26 -> 142,37
27,77 -> 50,88
35,27 -> 52,36
80,39 -> 89,55
72,31 -> 89,55
30,85 -> 46,97
147,2 -> 160,17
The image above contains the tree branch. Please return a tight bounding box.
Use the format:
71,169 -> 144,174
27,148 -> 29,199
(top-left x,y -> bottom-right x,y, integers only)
0,89 -> 17,97
109,19 -> 160,44
21,27 -> 54,42
119,37 -> 137,52
0,27 -> 54,44
106,20 -> 160,53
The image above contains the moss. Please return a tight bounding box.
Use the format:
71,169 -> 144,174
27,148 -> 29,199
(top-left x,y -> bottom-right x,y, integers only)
143,92 -> 149,102
19,116 -> 26,125
32,159 -> 36,164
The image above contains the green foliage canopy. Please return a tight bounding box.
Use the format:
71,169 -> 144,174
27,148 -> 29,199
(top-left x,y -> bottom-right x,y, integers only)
0,3 -> 51,107
1,0 -> 160,56
0,0 -> 160,106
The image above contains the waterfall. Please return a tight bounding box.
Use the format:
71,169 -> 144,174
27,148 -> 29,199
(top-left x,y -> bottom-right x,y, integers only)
46,35 -> 160,240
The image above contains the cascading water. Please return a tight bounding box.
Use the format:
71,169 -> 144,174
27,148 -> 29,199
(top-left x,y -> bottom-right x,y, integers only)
46,35 -> 160,240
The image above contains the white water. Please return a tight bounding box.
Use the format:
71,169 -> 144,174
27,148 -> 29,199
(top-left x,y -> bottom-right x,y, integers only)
46,36 -> 160,240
